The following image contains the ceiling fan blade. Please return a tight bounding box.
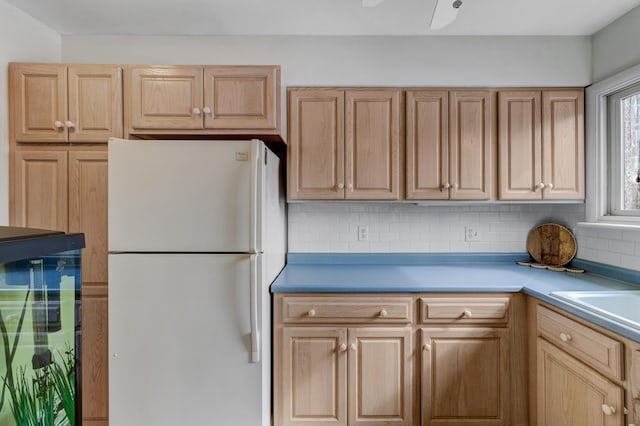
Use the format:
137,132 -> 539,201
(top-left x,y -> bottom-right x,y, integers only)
430,0 -> 460,30
362,0 -> 385,7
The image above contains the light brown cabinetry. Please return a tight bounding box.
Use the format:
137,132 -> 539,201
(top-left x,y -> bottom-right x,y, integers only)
10,63 -> 123,143
275,295 -> 413,426
288,88 -> 402,201
535,304 -> 625,426
498,89 -> 584,200
10,148 -> 109,425
125,65 -> 280,136
419,295 -> 516,426
406,89 -> 495,200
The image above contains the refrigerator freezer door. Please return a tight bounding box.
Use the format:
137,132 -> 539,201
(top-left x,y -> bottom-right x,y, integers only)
109,253 -> 268,426
108,139 -> 262,253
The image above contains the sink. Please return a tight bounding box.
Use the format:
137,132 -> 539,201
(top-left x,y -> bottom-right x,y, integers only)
551,290 -> 640,330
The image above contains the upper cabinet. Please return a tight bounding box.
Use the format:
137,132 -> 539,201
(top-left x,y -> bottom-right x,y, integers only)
406,89 -> 495,200
498,89 -> 584,200
288,88 -> 401,201
10,63 -> 123,143
125,65 -> 281,138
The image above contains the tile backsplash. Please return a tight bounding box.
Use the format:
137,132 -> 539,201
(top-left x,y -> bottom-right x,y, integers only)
288,203 -> 586,254
575,225 -> 640,271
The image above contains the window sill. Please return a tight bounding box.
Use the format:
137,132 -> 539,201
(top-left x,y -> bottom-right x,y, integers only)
577,220 -> 640,231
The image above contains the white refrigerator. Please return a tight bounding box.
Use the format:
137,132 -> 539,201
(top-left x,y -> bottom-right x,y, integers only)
107,138 -> 286,426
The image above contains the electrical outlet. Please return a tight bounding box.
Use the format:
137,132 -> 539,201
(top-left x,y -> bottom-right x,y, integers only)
358,225 -> 369,241
465,226 -> 480,242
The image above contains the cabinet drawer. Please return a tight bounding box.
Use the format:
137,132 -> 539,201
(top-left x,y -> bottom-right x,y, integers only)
281,296 -> 413,323
537,305 -> 623,380
420,295 -> 510,324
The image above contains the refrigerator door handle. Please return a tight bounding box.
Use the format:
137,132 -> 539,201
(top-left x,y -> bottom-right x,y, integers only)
249,254 -> 260,363
249,140 -> 262,254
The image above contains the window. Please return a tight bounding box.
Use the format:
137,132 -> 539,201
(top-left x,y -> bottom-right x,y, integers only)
608,83 -> 640,216
585,62 -> 640,227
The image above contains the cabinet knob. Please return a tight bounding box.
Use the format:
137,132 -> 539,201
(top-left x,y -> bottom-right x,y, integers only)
423,343 -> 432,351
338,343 -> 347,353
547,182 -> 554,189
536,182 -> 545,190
192,107 -> 201,115
379,309 -> 388,317
442,183 -> 451,190
54,120 -> 64,129
307,308 -> 316,317
65,120 -> 75,129
337,183 -> 344,189
601,404 -> 616,416
453,183 -> 459,190
462,309 -> 472,318
559,332 -> 572,342
202,106 -> 212,115
350,343 -> 357,352
348,183 -> 353,191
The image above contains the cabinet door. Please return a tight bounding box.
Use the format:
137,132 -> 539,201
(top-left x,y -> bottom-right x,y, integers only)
281,327 -> 348,426
421,327 -> 509,426
406,90 -> 449,200
127,66 -> 204,130
69,150 -> 108,284
537,338 -> 623,426
68,65 -> 123,142
349,328 -> 412,426
10,63 -> 68,142
288,89 -> 345,200
11,150 -> 68,231
541,89 -> 585,200
345,89 -> 401,200
498,91 -> 542,200
82,284 -> 109,426
203,66 -> 279,130
449,91 -> 494,200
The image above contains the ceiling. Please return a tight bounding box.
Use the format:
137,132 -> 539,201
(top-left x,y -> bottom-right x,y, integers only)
4,0 -> 640,36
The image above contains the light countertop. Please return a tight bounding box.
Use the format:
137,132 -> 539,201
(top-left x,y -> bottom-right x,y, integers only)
271,252 -> 640,343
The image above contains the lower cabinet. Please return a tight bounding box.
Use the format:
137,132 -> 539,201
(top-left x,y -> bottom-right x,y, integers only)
421,327 -> 510,426
280,326 -> 413,426
275,295 -> 414,426
537,338 -> 623,426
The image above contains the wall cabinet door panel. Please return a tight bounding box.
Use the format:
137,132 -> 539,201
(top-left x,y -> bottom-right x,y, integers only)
406,90 -> 449,200
11,150 -> 68,231
542,90 -> 585,200
498,91 -> 542,200
10,63 -> 68,142
346,90 -> 401,200
204,66 -> 278,130
288,89 -> 345,200
128,66 -> 204,130
69,151 -> 108,284
449,91 -> 494,200
68,65 -> 123,142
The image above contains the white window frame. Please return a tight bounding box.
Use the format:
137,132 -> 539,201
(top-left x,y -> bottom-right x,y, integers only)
584,62 -> 640,229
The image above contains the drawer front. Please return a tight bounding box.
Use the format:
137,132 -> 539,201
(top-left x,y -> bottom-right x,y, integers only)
420,296 -> 510,324
537,305 -> 623,380
282,296 -> 413,323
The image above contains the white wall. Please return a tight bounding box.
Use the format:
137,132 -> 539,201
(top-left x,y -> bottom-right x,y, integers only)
61,35 -> 591,87
0,0 -> 61,225
60,34 -> 593,255
592,5 -> 640,82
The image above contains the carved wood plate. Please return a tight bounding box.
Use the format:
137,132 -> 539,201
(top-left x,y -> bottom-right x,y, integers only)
526,223 -> 577,267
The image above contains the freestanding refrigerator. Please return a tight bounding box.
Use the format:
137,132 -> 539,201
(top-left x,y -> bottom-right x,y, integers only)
107,138 -> 286,426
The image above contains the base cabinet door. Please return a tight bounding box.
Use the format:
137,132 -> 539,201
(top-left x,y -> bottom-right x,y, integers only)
349,328 -> 412,426
281,327 -> 348,426
421,327 -> 509,426
537,338 -> 623,426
